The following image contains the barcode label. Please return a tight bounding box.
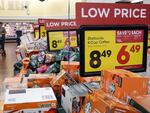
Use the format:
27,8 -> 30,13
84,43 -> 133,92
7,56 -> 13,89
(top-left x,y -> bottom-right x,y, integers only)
42,95 -> 52,100
8,98 -> 16,102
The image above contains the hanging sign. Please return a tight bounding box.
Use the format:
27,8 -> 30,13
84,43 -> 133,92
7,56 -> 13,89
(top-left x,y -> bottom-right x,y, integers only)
80,25 -> 148,76
76,3 -> 150,25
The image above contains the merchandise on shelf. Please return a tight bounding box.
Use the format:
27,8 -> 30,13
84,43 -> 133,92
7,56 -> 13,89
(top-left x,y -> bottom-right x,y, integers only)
3,87 -> 57,113
18,58 -> 30,77
127,95 -> 150,113
50,70 -> 67,96
61,61 -> 80,81
101,69 -> 149,101
81,90 -> 139,113
61,83 -> 100,113
3,77 -> 27,91
79,76 -> 101,83
27,74 -> 56,88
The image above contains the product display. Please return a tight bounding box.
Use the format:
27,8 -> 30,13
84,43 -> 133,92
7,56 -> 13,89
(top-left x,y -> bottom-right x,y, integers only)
3,87 -> 57,113
0,1 -> 150,113
101,69 -> 149,101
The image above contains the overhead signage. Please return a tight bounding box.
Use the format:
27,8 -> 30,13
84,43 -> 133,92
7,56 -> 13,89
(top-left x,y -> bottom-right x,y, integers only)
76,3 -> 150,25
45,19 -> 79,30
80,25 -> 148,76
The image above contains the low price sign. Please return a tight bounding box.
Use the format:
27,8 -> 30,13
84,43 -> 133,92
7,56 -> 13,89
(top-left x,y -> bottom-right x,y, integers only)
76,3 -> 150,25
46,19 -> 78,51
80,26 -> 148,76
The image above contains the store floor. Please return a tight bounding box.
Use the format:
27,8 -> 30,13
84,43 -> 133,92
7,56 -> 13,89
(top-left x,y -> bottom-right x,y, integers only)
0,43 -> 17,83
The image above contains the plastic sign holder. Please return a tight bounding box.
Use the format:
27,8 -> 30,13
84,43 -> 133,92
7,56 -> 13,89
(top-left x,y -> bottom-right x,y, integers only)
45,19 -> 79,52
79,25 -> 148,76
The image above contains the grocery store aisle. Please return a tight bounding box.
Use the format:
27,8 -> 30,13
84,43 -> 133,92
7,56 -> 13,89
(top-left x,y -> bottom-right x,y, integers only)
0,43 -> 17,83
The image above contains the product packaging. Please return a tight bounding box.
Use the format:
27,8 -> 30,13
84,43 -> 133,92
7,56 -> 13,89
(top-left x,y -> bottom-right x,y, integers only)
3,77 -> 27,91
61,61 -> 80,81
27,74 -> 56,88
81,90 -> 139,113
101,69 -> 149,101
61,83 -> 100,113
3,87 -> 57,113
50,70 -> 67,96
127,95 -> 150,113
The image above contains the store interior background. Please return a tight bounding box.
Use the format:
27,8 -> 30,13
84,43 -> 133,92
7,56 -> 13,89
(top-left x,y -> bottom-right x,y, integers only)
0,0 -> 150,97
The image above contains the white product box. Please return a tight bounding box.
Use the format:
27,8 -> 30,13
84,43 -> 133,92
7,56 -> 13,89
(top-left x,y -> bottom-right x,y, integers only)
61,83 -> 100,113
4,87 -> 57,113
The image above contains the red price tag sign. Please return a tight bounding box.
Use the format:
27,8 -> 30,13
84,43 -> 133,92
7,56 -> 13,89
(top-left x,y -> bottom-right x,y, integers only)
80,25 -> 148,76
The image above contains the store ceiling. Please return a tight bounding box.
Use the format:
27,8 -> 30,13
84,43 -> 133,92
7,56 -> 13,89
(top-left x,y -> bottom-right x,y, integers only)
0,0 -> 30,10
0,0 -> 145,11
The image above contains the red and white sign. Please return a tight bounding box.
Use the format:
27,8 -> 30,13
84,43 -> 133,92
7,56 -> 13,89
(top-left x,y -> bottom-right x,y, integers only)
76,3 -> 150,25
38,19 -> 50,25
45,19 -> 79,30
32,23 -> 39,29
116,30 -> 144,43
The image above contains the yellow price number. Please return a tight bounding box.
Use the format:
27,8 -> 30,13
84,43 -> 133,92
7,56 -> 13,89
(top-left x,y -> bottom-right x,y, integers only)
40,26 -> 46,39
34,30 -> 39,39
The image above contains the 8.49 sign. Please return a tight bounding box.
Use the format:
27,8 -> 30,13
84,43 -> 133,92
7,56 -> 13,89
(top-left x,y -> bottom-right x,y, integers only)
80,25 -> 148,76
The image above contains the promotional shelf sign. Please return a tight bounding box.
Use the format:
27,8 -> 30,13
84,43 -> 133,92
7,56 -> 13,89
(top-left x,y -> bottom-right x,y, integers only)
47,30 -> 78,51
76,3 -> 150,25
33,23 -> 39,39
80,25 -> 148,76
39,25 -> 46,39
46,19 -> 79,51
38,19 -> 48,39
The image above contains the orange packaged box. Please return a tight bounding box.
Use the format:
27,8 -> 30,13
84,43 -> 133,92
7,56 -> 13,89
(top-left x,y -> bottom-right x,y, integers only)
3,87 -> 57,113
50,70 -> 67,96
3,77 -> 27,90
27,74 -> 56,88
81,90 -> 139,113
61,61 -> 80,81
79,76 -> 101,83
101,69 -> 149,101
128,95 -> 150,113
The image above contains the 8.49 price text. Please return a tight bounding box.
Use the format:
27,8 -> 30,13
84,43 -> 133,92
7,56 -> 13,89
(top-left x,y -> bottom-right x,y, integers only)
90,50 -> 112,68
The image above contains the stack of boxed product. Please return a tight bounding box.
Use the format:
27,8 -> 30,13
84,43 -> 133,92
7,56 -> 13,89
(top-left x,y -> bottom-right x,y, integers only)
2,67 -> 150,113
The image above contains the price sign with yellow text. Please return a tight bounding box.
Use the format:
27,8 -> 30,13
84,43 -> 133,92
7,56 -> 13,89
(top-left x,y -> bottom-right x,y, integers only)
47,31 -> 77,51
39,25 -> 46,39
80,26 -> 148,76
148,30 -> 150,47
34,29 -> 39,39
